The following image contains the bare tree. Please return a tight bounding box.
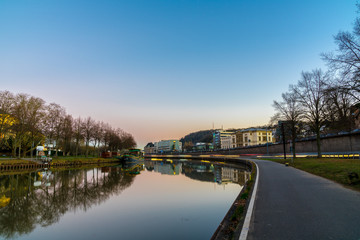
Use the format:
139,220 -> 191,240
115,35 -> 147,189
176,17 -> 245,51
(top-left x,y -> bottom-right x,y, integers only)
53,107 -> 66,157
73,117 -> 84,157
272,90 -> 303,158
61,115 -> 73,156
120,131 -> 136,150
292,69 -> 328,158
83,117 -> 95,157
323,81 -> 356,132
322,4 -> 360,100
102,123 -> 112,151
43,103 -> 66,156
6,94 -> 46,157
92,121 -> 103,157
23,96 -> 46,158
0,90 -> 137,157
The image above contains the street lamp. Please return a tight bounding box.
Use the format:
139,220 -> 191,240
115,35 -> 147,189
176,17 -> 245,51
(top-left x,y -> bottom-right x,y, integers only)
281,122 -> 286,160
266,126 -> 269,156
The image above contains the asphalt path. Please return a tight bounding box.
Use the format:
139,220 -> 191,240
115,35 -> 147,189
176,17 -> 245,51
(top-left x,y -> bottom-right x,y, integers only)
246,159 -> 360,240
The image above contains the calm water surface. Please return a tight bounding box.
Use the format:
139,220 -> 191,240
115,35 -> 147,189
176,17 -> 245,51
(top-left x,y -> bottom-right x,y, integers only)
0,159 -> 250,240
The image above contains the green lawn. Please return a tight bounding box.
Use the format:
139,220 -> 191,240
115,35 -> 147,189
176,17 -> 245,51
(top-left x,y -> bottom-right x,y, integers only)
261,157 -> 360,190
52,157 -> 118,164
0,157 -> 118,165
0,159 -> 31,165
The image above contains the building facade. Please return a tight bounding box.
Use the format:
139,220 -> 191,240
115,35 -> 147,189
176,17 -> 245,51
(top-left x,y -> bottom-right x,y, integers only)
235,131 -> 243,148
193,142 -> 214,151
213,130 -> 237,149
154,140 -> 182,153
144,142 -> 155,154
241,128 -> 274,147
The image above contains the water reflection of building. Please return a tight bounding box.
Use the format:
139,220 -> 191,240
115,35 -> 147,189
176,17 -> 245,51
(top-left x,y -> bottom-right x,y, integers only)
214,166 -> 250,185
144,160 -> 251,185
144,160 -> 155,171
221,167 -> 239,183
33,170 -> 53,187
153,162 -> 182,175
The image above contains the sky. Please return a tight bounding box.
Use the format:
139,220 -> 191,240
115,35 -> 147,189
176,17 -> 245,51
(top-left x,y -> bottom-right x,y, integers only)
0,0 -> 357,148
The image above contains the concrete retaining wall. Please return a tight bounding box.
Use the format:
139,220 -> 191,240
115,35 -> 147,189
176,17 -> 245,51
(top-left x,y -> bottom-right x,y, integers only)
194,132 -> 360,155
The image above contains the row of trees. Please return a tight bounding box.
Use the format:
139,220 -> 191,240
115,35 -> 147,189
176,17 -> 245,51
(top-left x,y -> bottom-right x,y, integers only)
272,4 -> 360,158
0,91 -> 136,158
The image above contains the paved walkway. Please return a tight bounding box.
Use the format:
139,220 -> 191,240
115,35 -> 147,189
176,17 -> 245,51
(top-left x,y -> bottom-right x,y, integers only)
246,159 -> 360,240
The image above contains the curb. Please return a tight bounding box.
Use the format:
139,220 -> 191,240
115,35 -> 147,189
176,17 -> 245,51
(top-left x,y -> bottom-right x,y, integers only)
239,162 -> 259,240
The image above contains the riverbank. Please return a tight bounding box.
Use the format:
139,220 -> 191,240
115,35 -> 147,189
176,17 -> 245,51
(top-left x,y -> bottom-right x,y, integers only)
260,157 -> 360,191
0,157 -> 121,172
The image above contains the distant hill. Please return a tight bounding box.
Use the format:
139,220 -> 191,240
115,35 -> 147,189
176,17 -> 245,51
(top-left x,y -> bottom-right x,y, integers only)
180,130 -> 215,144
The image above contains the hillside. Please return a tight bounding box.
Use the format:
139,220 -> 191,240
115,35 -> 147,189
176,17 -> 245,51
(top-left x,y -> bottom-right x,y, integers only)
180,130 -> 215,144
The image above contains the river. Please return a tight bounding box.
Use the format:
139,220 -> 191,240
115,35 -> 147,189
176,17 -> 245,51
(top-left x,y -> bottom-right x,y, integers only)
0,158 -> 250,240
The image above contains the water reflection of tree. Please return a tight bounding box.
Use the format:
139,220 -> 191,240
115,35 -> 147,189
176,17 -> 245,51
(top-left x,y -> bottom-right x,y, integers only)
0,167 -> 137,239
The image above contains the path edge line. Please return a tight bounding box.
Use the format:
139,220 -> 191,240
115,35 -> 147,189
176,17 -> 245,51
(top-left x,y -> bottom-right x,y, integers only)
239,161 -> 259,240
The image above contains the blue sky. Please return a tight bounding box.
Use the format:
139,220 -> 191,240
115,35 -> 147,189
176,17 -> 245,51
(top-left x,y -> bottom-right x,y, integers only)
0,0 -> 357,147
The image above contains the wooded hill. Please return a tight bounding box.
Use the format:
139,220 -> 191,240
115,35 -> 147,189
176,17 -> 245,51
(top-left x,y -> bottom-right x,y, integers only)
180,130 -> 215,144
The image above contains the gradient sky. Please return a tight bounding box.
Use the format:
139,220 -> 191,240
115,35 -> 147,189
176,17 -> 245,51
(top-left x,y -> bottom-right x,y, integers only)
0,0 -> 357,148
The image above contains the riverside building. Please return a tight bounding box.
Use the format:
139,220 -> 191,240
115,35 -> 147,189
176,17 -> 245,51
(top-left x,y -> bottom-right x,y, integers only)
213,130 -> 237,149
241,128 -> 274,147
154,140 -> 182,153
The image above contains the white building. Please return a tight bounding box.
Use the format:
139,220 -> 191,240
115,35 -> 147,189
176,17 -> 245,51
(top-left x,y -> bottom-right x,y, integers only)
242,128 -> 274,147
213,130 -> 237,149
220,135 -> 232,149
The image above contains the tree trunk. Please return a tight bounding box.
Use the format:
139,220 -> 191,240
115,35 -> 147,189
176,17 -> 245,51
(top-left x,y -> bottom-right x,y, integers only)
86,142 -> 89,158
75,142 -> 78,157
12,138 -> 17,158
18,143 -> 21,159
316,130 -> 322,158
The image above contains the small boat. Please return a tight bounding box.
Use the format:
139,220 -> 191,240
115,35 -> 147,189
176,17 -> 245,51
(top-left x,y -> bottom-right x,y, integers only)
119,149 -> 144,162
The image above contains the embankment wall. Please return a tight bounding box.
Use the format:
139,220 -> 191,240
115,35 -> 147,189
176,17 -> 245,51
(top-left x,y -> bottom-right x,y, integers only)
195,132 -> 360,155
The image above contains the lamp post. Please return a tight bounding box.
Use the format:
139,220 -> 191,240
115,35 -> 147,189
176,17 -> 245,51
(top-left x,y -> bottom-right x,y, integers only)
266,126 -> 269,156
281,122 -> 286,160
